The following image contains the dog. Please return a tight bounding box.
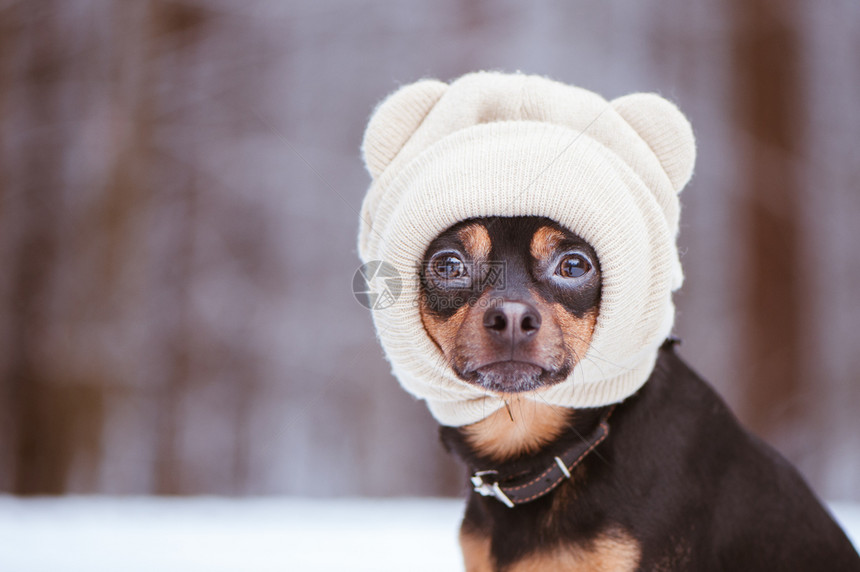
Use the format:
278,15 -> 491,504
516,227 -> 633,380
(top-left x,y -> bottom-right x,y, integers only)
355,71 -> 859,570
418,216 -> 860,571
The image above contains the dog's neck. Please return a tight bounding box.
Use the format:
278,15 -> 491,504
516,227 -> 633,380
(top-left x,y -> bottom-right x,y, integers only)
441,397 -> 613,473
461,397 -> 571,462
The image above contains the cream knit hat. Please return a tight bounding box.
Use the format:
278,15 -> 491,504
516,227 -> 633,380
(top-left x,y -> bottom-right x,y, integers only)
358,72 -> 695,427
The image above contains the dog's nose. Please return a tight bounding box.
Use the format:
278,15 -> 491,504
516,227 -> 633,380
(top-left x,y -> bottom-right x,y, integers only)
483,301 -> 541,344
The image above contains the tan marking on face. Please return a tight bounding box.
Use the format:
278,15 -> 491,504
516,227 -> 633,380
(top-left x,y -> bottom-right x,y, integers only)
449,291 -> 568,381
463,396 -> 571,462
419,302 -> 470,357
459,528 -> 494,572
458,223 -> 492,261
507,528 -> 641,572
530,226 -> 566,263
553,305 -> 598,365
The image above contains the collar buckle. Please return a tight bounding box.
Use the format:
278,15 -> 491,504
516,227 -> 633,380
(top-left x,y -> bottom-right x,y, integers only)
470,470 -> 515,508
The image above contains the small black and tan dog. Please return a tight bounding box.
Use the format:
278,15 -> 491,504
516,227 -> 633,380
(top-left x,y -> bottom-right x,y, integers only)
419,216 -> 859,571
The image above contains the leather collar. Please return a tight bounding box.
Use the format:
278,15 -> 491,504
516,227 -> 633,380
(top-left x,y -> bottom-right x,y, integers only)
469,405 -> 615,507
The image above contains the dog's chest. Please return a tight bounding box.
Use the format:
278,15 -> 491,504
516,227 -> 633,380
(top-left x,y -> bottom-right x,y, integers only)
460,526 -> 641,572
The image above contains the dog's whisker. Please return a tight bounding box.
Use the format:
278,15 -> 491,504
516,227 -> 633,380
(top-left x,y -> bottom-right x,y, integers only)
504,400 -> 514,422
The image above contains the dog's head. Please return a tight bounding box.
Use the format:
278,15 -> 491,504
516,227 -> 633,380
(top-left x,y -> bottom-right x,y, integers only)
419,216 -> 601,396
358,72 -> 695,426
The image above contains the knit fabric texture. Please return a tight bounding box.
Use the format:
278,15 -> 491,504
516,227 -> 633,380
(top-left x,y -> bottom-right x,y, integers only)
358,71 -> 696,427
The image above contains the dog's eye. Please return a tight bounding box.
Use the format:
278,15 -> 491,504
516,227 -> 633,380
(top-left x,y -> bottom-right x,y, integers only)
556,253 -> 592,279
432,254 -> 467,279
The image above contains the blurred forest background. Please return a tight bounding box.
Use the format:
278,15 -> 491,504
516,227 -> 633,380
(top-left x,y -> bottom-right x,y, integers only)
0,0 -> 858,500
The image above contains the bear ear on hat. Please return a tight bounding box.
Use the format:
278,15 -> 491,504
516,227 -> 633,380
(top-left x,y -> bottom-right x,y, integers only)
361,79 -> 448,179
611,93 -> 696,193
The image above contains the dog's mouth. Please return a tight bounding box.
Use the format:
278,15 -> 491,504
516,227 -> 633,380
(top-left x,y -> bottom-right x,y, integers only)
461,360 -> 569,394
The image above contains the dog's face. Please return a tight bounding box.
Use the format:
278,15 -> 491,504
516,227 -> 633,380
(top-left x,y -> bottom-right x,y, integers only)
419,216 -> 601,395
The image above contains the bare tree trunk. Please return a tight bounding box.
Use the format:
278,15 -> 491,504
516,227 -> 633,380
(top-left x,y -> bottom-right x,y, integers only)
730,0 -> 805,440
5,2 -> 109,494
7,2 -> 67,494
0,0 -> 21,492
146,0 -> 209,495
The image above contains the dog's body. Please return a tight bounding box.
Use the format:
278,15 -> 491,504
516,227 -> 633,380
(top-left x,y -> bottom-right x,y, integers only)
420,217 -> 859,571
442,343 -> 858,571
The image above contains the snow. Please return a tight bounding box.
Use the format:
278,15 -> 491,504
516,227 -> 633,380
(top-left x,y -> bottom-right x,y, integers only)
0,497 -> 857,571
0,497 -> 464,572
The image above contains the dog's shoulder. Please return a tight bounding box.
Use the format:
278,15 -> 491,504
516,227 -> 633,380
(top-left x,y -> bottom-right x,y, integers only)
611,344 -> 860,570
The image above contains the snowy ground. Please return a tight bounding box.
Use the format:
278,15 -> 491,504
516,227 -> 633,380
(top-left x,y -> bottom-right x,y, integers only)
0,497 -> 857,571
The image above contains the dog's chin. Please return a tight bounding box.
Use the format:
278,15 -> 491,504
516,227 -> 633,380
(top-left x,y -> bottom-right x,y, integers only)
468,361 -> 556,394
